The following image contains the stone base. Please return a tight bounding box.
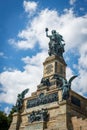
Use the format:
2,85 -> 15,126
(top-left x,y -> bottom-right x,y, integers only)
24,121 -> 45,130
9,112 -> 21,130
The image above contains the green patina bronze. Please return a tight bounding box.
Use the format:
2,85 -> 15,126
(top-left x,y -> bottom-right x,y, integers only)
28,108 -> 49,123
14,88 -> 29,112
45,28 -> 65,57
60,75 -> 78,100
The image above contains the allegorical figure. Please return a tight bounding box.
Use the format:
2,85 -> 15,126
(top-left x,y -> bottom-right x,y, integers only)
60,76 -> 77,100
15,88 -> 29,112
45,28 -> 65,57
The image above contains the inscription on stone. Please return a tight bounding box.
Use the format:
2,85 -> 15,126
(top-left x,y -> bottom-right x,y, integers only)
27,93 -> 58,108
45,64 -> 53,74
25,123 -> 43,130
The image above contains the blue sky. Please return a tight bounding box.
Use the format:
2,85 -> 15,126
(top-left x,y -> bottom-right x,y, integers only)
0,0 -> 87,114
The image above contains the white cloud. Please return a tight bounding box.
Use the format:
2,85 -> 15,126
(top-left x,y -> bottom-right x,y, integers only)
80,8 -> 85,11
0,52 -> 7,58
0,68 -> 40,104
0,52 -> 4,57
8,38 -> 34,50
0,51 -> 47,104
69,0 -> 76,5
66,42 -> 87,95
66,67 -> 74,80
74,42 -> 87,94
4,107 -> 11,115
79,42 -> 87,69
22,50 -> 47,66
23,0 -> 37,14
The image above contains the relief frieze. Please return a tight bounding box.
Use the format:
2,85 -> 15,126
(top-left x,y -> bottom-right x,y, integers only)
27,93 -> 58,108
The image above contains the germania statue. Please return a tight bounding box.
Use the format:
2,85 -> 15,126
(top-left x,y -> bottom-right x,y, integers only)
45,28 -> 65,57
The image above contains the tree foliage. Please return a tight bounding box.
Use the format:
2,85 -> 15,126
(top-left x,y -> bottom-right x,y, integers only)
0,111 -> 9,130
0,106 -> 16,130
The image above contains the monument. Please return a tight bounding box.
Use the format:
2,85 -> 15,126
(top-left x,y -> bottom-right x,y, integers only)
9,28 -> 87,130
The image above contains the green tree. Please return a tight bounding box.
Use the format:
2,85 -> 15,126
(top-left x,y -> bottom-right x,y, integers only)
0,106 -> 16,130
0,111 -> 9,130
7,106 -> 16,127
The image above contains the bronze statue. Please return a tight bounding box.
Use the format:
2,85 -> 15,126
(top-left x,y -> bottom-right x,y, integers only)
41,77 -> 50,86
60,76 -> 77,100
45,28 -> 65,57
15,88 -> 29,112
29,108 -> 48,122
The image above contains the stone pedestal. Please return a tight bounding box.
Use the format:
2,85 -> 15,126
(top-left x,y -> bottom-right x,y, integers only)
9,112 -> 21,130
24,121 -> 45,130
43,55 -> 66,79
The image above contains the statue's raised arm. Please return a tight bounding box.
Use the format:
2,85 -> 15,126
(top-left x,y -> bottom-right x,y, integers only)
45,28 -> 52,39
45,28 -> 48,36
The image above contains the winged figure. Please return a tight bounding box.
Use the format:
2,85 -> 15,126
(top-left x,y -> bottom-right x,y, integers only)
21,88 -> 29,99
60,75 -> 77,100
15,88 -> 29,112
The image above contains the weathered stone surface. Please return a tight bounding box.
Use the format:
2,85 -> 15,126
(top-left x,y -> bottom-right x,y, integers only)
43,55 -> 66,79
9,113 -> 21,130
24,121 -> 44,130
